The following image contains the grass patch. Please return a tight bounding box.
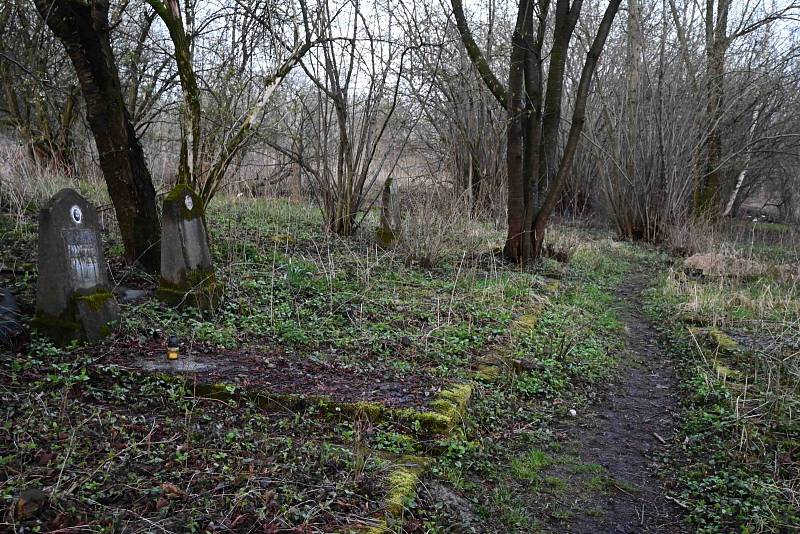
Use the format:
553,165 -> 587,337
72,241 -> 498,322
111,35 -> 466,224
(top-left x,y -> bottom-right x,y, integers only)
645,235 -> 800,532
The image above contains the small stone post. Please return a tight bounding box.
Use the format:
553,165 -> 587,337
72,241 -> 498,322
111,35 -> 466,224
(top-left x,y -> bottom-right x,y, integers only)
377,177 -> 401,248
33,188 -> 118,344
156,184 -> 221,309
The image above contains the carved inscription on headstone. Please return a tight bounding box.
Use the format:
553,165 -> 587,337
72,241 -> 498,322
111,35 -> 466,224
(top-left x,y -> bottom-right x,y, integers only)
63,228 -> 101,288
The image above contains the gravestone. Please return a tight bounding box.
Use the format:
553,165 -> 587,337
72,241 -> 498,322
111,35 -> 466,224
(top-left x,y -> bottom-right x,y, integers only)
376,177 -> 401,248
156,184 -> 221,309
33,189 -> 118,344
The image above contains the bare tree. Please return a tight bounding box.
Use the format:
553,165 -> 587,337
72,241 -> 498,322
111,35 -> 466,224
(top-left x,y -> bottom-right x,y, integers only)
268,0 -> 408,236
452,0 -> 622,262
0,1 -> 79,169
688,0 -> 800,217
144,0 -> 318,206
399,1 -> 507,217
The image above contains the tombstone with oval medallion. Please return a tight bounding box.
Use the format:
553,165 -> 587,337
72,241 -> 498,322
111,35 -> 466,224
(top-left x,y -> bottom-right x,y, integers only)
156,184 -> 221,309
33,188 -> 119,344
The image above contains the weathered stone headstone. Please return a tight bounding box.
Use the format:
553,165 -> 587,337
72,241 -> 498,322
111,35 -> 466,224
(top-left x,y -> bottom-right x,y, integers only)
156,184 -> 221,309
33,188 -> 118,344
376,177 -> 401,248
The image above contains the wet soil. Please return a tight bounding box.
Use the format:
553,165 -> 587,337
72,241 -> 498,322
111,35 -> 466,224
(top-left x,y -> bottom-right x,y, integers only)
552,269 -> 686,533
107,339 -> 447,410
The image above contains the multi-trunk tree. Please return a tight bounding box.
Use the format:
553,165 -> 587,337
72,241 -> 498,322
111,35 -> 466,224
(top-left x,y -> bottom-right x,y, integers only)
33,0 -> 317,272
452,0 -> 621,262
265,0 -> 406,236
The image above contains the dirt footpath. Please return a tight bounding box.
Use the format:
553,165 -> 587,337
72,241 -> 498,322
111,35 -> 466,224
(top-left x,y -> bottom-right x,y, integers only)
555,269 -> 686,533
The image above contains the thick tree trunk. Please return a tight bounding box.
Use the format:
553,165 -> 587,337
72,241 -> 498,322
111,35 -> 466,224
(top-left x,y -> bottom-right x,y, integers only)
452,0 -> 620,264
503,2 -> 529,261
696,48 -> 725,217
694,0 -> 730,219
34,0 -> 161,272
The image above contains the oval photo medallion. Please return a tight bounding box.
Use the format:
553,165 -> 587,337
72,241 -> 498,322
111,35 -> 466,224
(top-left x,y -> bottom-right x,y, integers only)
70,205 -> 83,224
185,195 -> 194,211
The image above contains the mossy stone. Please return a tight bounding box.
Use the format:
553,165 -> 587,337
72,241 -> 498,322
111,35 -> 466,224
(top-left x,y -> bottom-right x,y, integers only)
75,290 -> 113,312
35,189 -> 118,345
159,184 -> 219,310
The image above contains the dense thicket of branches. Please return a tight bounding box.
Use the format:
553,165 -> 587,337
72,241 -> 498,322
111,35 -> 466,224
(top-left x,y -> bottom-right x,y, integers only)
2,0 -> 799,256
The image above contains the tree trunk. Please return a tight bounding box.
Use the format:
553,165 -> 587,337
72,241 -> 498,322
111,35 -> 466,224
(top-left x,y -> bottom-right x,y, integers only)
696,47 -> 725,217
722,105 -> 760,217
502,1 -> 529,261
694,0 -> 730,219
34,0 -> 161,272
452,0 -> 621,263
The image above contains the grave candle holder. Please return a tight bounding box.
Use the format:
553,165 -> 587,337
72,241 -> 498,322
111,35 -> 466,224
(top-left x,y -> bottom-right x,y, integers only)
167,335 -> 180,360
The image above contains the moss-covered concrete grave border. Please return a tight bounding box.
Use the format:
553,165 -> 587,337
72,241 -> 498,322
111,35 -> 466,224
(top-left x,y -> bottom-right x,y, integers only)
135,276 -> 560,532
468,278 -> 560,384
159,377 -> 471,532
687,326 -> 750,385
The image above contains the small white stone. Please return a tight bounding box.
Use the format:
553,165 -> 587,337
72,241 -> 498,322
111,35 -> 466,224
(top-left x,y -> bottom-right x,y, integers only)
568,409 -> 577,417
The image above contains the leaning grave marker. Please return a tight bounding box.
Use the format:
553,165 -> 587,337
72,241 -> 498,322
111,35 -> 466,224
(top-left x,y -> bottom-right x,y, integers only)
33,188 -> 119,344
156,184 -> 221,309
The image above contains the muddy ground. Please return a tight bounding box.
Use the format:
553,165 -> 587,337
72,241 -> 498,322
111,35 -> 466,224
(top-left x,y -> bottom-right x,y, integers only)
545,269 -> 685,533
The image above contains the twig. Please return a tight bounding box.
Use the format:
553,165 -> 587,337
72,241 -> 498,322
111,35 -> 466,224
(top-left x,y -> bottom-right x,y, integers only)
665,494 -> 690,509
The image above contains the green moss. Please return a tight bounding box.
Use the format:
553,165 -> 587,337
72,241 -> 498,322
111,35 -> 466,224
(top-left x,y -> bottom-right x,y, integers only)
32,289 -> 116,345
384,456 -> 428,522
157,268 -> 222,310
164,183 -> 204,220
74,290 -> 113,312
376,226 -> 397,248
681,312 -> 712,326
364,519 -> 388,534
171,377 -> 471,437
708,328 -> 738,354
472,364 -> 500,382
31,313 -> 82,346
270,233 -> 295,244
393,409 -> 451,434
159,267 -> 218,291
417,383 -> 473,434
514,310 -> 543,331
352,401 -> 385,420
545,279 -> 562,293
713,362 -> 744,381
